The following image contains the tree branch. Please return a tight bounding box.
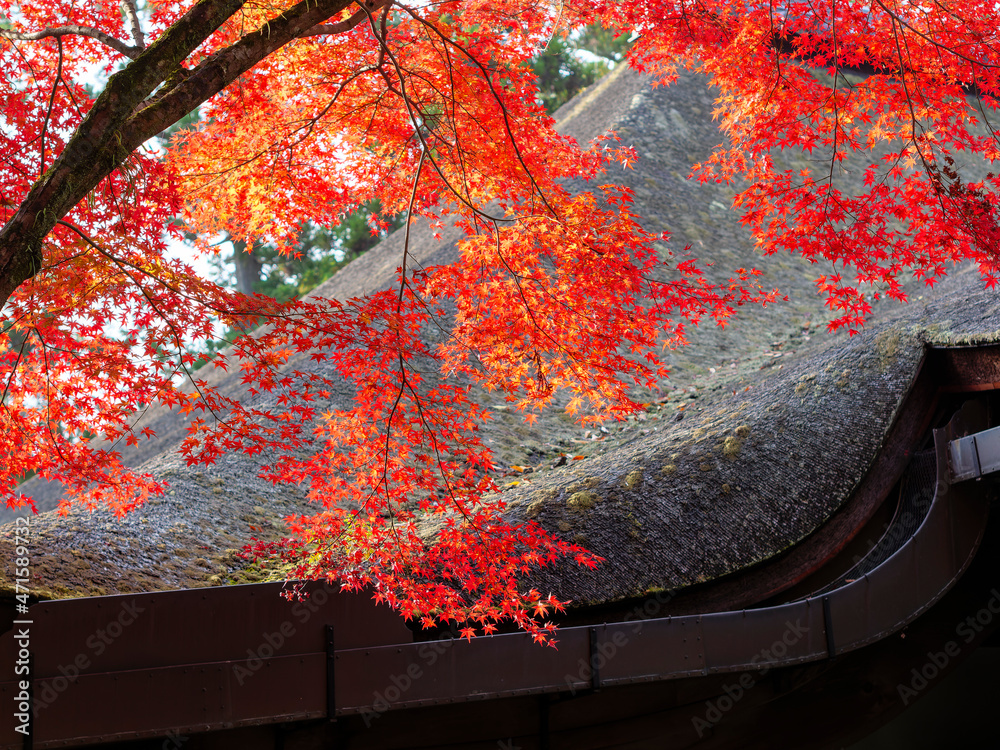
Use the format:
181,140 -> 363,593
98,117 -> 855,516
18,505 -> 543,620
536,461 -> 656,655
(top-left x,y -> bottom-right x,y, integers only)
0,0 -> 364,309
301,0 -> 390,37
121,0 -> 146,51
0,24 -> 142,60
0,0 -> 250,305
127,0 -> 370,141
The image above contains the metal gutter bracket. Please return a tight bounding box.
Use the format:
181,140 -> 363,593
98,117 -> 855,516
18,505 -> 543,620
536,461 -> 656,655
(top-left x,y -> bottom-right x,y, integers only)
950,424 -> 1000,482
326,625 -> 336,721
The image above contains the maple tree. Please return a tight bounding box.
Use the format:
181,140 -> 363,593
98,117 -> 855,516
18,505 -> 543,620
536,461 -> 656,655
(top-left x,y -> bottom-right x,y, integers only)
0,0 -> 997,639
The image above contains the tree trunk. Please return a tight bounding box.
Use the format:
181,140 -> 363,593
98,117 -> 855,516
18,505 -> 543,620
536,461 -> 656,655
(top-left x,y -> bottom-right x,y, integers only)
232,239 -> 263,296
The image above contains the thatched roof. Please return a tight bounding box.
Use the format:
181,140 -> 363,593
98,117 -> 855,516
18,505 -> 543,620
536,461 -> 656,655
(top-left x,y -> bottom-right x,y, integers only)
2,65 -> 997,606
511,269 -> 1000,605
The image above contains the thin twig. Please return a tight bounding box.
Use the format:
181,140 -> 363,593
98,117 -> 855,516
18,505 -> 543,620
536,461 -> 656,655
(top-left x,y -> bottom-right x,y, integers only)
55,220 -> 229,424
397,4 -> 558,215
361,2 -> 506,224
399,147 -> 426,308
39,36 -> 62,178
